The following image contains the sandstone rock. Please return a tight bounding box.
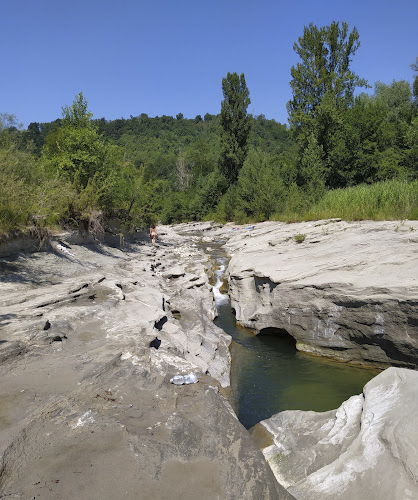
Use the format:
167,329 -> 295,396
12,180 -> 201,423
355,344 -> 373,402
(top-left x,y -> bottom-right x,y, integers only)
0,226 -> 290,499
251,367 -> 418,500
226,220 -> 418,368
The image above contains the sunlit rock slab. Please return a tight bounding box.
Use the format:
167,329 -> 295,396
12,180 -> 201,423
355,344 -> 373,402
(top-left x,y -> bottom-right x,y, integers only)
226,219 -> 418,367
251,367 -> 418,500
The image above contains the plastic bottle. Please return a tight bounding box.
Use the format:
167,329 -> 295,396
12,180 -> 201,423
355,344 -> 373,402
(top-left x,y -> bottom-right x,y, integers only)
170,375 -> 185,385
170,372 -> 199,385
183,373 -> 198,384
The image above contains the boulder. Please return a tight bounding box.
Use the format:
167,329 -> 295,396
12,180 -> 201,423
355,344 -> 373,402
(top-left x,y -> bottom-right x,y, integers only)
251,367 -> 418,500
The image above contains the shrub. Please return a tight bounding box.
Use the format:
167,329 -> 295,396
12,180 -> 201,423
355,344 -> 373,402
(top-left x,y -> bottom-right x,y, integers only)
294,233 -> 306,243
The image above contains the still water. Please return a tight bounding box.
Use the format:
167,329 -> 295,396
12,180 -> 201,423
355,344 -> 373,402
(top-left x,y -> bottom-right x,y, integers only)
206,243 -> 381,430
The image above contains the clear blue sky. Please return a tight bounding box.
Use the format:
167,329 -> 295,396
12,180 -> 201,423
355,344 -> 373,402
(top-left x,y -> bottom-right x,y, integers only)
2,0 -> 417,128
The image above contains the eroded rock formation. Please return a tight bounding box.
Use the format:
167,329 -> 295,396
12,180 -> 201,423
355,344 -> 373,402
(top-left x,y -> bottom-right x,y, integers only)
226,219 -> 418,368
2,218 -> 417,499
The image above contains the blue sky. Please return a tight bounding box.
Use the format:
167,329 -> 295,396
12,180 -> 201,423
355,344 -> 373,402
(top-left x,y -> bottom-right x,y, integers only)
2,0 -> 417,128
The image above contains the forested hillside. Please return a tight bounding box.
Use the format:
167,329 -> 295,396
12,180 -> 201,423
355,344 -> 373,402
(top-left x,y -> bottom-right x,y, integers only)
1,21 -> 417,238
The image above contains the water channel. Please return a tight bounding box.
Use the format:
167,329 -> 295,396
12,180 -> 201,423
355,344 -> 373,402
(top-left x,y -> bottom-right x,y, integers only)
204,241 -> 381,430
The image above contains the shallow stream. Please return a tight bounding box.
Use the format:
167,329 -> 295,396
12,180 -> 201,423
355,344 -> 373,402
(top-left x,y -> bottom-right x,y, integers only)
204,241 -> 380,430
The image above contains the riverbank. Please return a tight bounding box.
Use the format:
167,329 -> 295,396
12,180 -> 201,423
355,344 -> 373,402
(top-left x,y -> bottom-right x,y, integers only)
214,218 -> 418,499
225,218 -> 418,368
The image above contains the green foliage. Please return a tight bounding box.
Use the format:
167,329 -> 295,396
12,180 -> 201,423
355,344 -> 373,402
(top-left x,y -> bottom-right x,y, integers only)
188,169 -> 227,221
233,151 -> 287,220
62,92 -> 92,127
43,92 -> 107,190
159,189 -> 190,224
411,57 -> 418,106
375,80 -> 414,125
308,180 -> 418,221
0,136 -> 73,234
219,72 -> 252,185
404,116 -> 418,173
214,184 -> 240,223
327,80 -> 416,186
288,21 -> 367,125
0,113 -> 23,131
294,233 -> 306,243
2,45 -> 418,239
287,21 -> 416,191
288,21 -> 369,189
39,92 -> 151,231
0,146 -> 36,232
213,151 -> 304,223
299,133 -> 326,197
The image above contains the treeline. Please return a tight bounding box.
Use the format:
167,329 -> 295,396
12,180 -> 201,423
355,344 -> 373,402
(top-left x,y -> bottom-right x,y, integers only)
0,97 -> 294,232
1,21 -> 417,238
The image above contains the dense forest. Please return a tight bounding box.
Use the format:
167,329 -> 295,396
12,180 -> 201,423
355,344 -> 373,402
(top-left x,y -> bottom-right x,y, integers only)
1,21 -> 417,239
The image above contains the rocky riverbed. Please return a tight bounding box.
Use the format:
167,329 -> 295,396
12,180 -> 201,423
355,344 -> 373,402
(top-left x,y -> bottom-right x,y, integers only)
1,219 -> 417,499
221,218 -> 418,499
0,225 -> 291,499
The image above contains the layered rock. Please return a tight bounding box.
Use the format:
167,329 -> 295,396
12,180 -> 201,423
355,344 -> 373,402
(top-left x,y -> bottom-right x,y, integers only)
0,225 -> 291,499
251,367 -> 418,500
226,220 -> 418,367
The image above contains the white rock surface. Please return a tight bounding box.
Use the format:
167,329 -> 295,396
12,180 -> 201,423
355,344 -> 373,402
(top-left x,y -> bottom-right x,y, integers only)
251,367 -> 418,499
225,219 -> 418,367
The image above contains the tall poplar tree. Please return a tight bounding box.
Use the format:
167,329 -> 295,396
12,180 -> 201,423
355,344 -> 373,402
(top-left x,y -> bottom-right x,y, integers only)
411,57 -> 418,106
219,72 -> 252,185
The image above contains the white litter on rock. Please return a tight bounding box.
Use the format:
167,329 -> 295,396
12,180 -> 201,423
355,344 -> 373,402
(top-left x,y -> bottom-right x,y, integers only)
56,243 -> 75,256
170,372 -> 199,385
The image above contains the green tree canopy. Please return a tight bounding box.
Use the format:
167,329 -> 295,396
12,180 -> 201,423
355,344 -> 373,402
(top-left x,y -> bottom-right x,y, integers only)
219,72 -> 252,185
288,21 -> 368,126
43,92 -> 106,190
410,57 -> 418,106
287,21 -> 369,188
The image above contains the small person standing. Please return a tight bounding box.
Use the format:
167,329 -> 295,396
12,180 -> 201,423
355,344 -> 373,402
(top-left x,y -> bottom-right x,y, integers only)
149,224 -> 157,245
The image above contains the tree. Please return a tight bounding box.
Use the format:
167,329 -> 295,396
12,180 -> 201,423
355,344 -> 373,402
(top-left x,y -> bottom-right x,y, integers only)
287,21 -> 368,188
0,113 -> 22,131
288,21 -> 367,125
187,137 -> 215,183
299,133 -> 326,197
375,80 -> 414,125
62,92 -> 92,127
175,148 -> 189,191
26,122 -> 43,155
43,92 -> 106,189
219,72 -> 252,185
409,57 -> 418,109
235,151 -> 286,220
